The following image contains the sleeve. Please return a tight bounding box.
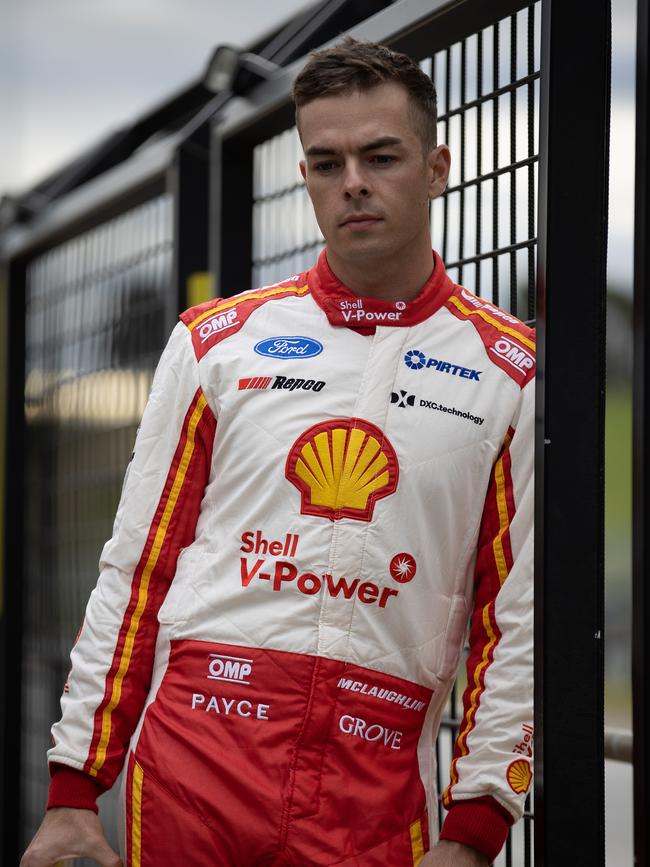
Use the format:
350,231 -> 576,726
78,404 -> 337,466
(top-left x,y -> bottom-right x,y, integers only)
439,374 -> 534,862
46,321 -> 217,811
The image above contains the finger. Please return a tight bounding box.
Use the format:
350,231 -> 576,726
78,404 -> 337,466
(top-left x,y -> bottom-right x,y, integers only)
89,840 -> 123,867
70,841 -> 123,867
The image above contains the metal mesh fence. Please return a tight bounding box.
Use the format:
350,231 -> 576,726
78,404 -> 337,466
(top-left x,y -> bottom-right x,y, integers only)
21,195 -> 174,854
250,5 -> 539,864
430,3 -> 540,323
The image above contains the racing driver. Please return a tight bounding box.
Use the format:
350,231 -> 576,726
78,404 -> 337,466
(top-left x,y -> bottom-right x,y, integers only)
22,38 -> 534,867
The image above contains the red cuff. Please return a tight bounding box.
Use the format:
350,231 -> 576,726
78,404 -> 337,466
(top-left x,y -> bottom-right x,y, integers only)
47,763 -> 105,813
439,796 -> 513,862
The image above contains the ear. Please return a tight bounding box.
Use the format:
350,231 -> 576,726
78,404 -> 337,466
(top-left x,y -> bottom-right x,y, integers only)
299,160 -> 307,182
427,144 -> 451,200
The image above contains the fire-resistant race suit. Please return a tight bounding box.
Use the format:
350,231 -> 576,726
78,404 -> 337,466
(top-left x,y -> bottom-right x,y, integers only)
47,249 -> 534,867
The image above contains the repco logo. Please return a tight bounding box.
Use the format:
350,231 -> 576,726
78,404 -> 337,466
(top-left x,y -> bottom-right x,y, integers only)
208,653 -> 253,684
199,309 -> 238,343
490,336 -> 534,372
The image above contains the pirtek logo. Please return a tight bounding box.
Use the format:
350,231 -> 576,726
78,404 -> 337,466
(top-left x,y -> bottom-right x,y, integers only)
198,309 -> 239,343
404,349 -> 481,381
490,336 -> 534,373
208,654 -> 253,684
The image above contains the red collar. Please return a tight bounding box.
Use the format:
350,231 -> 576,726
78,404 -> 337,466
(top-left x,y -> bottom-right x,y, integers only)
307,249 -> 454,332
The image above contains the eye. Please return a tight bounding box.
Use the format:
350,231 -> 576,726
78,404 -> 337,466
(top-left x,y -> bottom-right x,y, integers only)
369,154 -> 396,165
313,160 -> 339,173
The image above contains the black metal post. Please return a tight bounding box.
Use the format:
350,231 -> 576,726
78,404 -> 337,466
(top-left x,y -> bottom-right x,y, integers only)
633,1 -> 650,863
0,256 -> 26,864
169,126 -> 211,317
214,131 -> 255,297
534,1 -> 610,864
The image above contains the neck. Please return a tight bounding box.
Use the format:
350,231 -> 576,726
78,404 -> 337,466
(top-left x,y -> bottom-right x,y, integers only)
326,235 -> 434,302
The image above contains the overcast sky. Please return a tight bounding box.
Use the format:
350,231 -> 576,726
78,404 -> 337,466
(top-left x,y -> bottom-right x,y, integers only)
0,0 -> 637,287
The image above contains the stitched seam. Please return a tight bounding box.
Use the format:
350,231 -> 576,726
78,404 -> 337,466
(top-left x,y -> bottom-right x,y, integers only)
277,656 -> 321,852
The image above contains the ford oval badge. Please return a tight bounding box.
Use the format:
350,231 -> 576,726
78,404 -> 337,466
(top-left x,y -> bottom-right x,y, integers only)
254,336 -> 323,359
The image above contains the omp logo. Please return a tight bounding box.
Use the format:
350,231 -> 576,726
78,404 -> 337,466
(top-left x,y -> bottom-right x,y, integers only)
391,390 -> 415,408
404,349 -> 481,381
208,653 -> 253,684
506,758 -> 533,794
285,418 -> 398,522
254,336 -> 323,359
490,337 -> 534,373
198,309 -> 239,343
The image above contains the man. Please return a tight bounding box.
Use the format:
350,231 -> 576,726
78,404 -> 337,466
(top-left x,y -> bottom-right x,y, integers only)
22,38 -> 534,867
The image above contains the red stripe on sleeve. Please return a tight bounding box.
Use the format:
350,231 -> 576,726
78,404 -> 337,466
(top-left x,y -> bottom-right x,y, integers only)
83,389 -> 216,785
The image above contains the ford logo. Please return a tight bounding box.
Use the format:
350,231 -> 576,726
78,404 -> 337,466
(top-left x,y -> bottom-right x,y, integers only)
254,336 -> 323,359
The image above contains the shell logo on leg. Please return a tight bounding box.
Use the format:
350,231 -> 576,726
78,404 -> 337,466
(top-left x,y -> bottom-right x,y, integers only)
506,759 -> 533,794
285,418 -> 399,522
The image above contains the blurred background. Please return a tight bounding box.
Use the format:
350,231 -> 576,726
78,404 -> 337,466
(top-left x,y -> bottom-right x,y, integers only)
0,0 -> 635,862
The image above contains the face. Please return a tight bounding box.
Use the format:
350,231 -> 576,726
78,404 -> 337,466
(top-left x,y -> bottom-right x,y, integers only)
298,82 -> 450,269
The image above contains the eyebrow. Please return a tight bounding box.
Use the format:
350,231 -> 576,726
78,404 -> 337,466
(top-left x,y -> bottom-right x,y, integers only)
305,136 -> 403,157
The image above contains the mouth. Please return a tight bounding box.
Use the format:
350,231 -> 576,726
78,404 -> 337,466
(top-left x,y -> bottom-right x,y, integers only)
339,214 -> 384,230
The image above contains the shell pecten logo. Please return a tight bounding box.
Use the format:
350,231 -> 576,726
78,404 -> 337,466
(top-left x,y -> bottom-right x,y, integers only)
506,758 -> 533,794
286,418 -> 399,522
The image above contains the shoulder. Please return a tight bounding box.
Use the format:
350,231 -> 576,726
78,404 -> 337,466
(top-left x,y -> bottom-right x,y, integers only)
444,284 -> 536,388
179,273 -> 310,360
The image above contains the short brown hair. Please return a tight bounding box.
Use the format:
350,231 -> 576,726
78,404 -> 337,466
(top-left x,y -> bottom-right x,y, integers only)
292,37 -> 438,151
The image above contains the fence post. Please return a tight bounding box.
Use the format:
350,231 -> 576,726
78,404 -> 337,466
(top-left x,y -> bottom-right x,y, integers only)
535,0 -> 610,863
633,0 -> 650,862
0,257 -> 26,865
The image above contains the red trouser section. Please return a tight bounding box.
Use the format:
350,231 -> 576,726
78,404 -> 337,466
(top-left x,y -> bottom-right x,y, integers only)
127,640 -> 433,866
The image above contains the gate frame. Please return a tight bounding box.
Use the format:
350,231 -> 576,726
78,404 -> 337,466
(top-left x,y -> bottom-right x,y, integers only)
0,135 -> 209,863
212,0 -> 611,862
534,2 -> 609,864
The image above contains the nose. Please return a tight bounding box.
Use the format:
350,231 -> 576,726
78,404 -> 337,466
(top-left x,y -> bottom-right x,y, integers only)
342,160 -> 370,199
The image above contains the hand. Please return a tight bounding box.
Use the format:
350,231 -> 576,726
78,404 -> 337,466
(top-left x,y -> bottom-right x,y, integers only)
421,840 -> 490,867
20,807 -> 122,867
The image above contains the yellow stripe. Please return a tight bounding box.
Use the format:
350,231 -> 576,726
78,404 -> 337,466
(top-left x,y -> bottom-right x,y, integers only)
492,447 -> 511,585
409,818 -> 425,865
89,396 -> 208,776
447,294 -> 536,351
187,284 -> 309,330
131,761 -> 144,867
452,604 -> 498,773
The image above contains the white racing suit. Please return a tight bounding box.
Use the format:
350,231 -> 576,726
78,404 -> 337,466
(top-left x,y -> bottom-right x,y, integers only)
47,250 -> 534,866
